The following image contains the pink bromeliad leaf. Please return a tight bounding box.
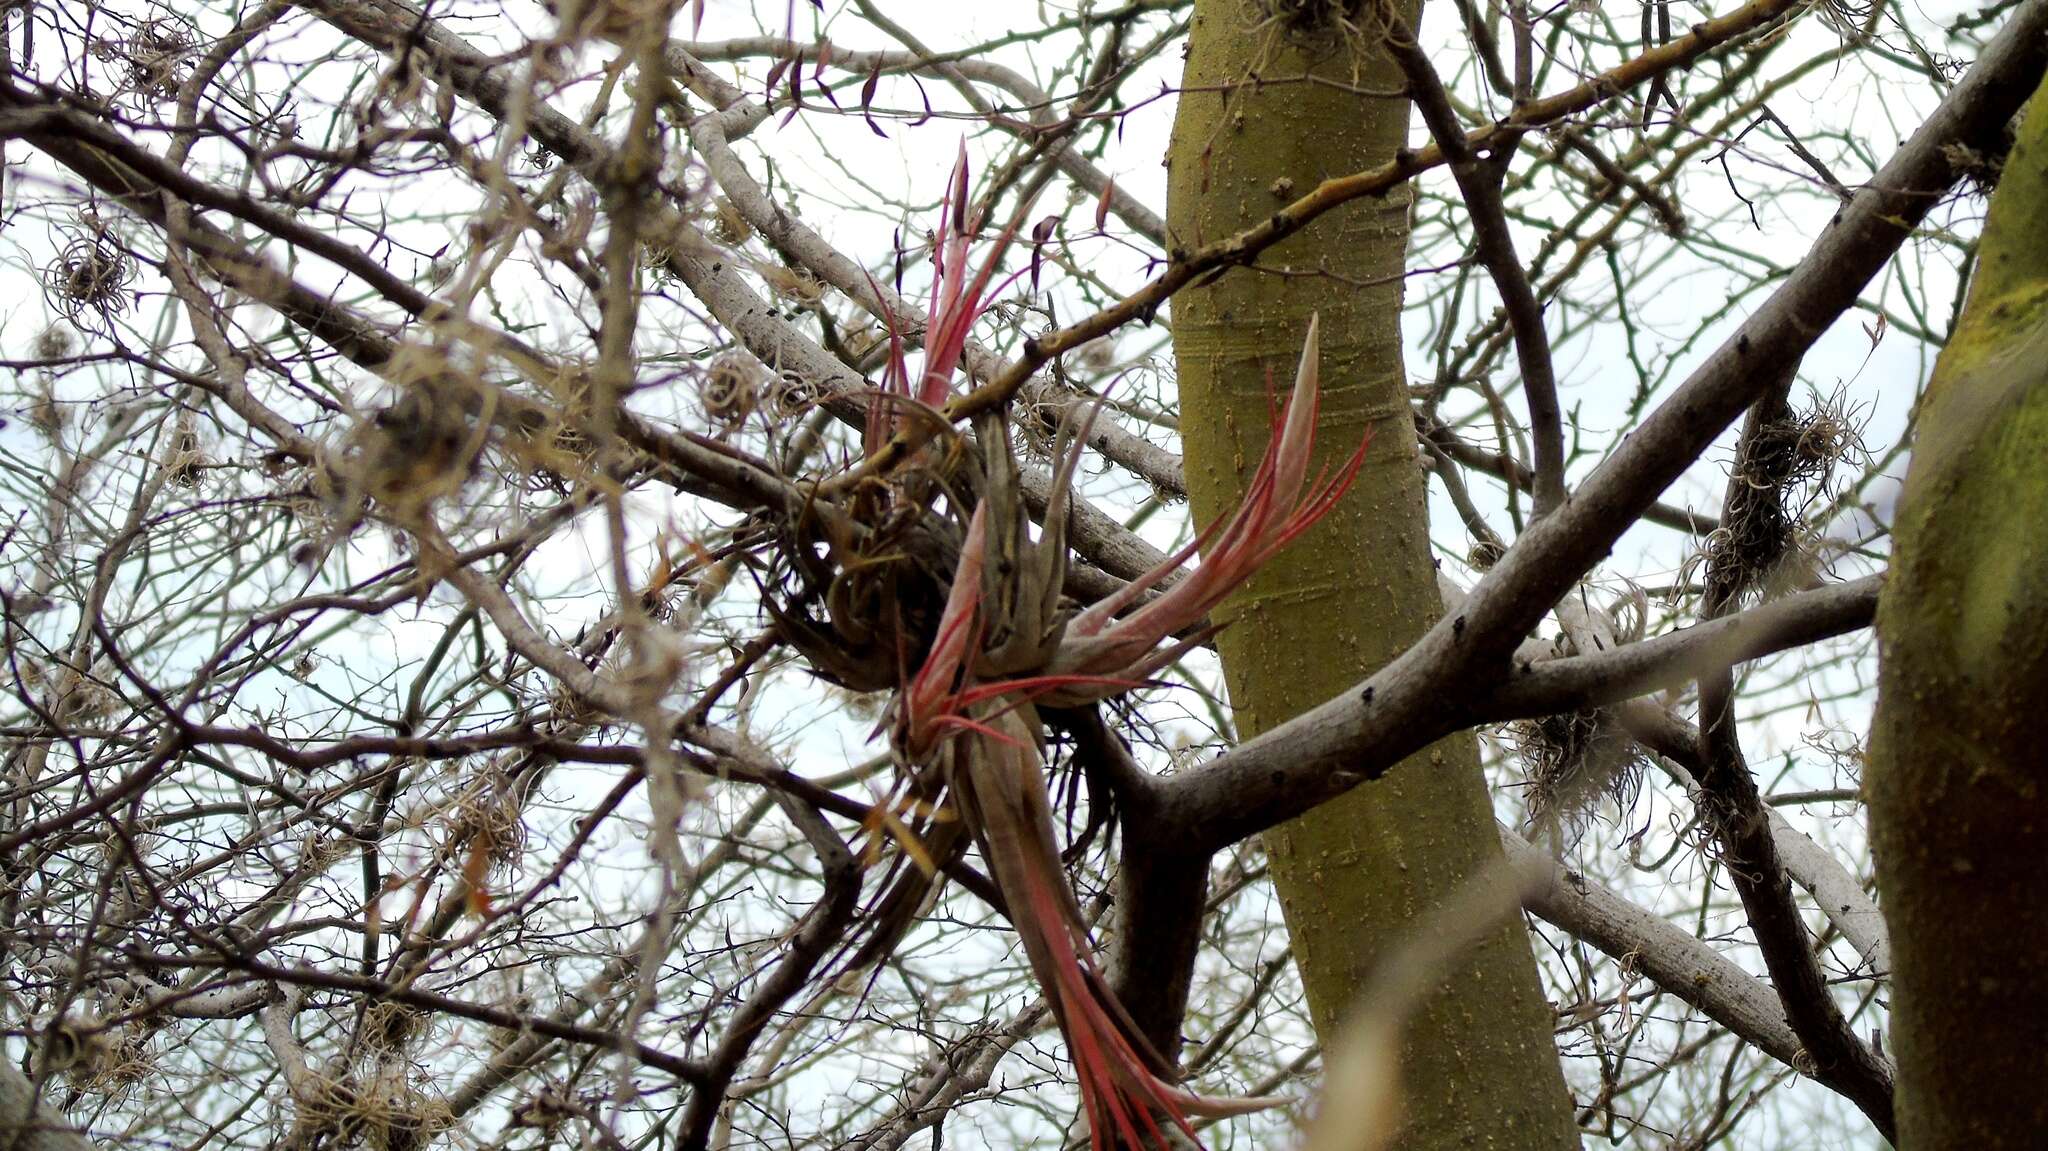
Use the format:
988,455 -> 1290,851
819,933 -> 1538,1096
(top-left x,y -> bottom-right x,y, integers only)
862,143 -> 1027,459
954,709 -> 1282,1151
898,507 -> 1140,755
861,269 -> 914,459
891,512 -> 1288,1150
897,504 -> 990,756
1051,313 -> 1369,686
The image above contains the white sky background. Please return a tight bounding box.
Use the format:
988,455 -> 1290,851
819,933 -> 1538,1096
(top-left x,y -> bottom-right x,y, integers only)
0,0 -> 2000,1145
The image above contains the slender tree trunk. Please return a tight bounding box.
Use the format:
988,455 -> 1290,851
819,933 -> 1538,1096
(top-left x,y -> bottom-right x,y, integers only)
1165,5 -> 1580,1147
1868,76 -> 2048,1151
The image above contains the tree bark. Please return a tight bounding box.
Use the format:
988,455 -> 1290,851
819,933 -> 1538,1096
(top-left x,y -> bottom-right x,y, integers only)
0,1063 -> 93,1151
1165,4 -> 1581,1147
1868,74 -> 2048,1151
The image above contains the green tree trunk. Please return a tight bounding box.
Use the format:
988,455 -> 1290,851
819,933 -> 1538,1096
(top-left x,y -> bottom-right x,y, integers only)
1165,5 -> 1580,1147
1868,78 -> 2048,1151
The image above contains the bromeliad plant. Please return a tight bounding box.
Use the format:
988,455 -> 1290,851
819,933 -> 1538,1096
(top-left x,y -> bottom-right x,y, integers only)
763,147 -> 1030,698
893,316 -> 1364,1149
861,145 -> 1024,459
768,152 -> 1367,1149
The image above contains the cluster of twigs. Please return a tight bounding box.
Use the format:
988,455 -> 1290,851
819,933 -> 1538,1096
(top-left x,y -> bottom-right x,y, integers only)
0,0 -> 2030,1147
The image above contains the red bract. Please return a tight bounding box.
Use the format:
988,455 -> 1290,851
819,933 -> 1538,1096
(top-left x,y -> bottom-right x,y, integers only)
951,708 -> 1267,1151
863,144 -> 1024,458
900,317 -> 1363,746
1052,314 -> 1370,684
897,505 -> 1136,755
897,504 -> 988,756
899,598 -> 1281,1148
881,320 -> 1352,1148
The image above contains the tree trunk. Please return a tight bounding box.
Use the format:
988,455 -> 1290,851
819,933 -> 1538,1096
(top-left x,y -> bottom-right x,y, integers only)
1165,5 -> 1581,1148
0,1063 -> 94,1151
1868,76 -> 2048,1151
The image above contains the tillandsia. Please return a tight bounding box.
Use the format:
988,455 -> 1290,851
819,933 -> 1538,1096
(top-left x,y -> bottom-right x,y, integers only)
767,149 -> 1366,1147
862,143 -> 1027,459
882,315 -> 1364,1149
760,145 -> 1025,697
